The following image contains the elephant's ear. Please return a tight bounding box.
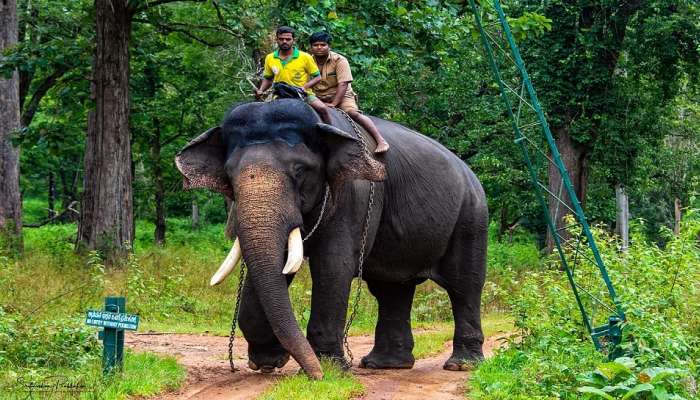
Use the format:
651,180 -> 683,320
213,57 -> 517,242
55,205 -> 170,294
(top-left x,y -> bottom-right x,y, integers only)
175,126 -> 233,197
317,123 -> 386,190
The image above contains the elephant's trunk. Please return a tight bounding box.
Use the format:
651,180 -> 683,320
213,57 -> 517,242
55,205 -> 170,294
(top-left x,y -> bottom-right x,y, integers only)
234,164 -> 323,380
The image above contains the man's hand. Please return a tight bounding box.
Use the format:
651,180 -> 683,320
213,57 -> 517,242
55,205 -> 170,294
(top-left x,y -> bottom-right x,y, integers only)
295,86 -> 308,99
254,89 -> 264,101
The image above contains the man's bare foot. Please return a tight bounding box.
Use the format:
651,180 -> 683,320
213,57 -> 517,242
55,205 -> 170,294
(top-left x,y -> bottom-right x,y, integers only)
375,140 -> 390,153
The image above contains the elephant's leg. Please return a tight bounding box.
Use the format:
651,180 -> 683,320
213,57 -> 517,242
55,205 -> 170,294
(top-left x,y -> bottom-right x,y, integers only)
306,257 -> 354,364
359,279 -> 416,369
436,209 -> 487,371
238,274 -> 293,372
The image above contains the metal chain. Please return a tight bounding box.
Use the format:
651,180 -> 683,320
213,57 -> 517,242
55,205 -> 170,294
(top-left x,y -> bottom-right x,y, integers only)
228,262 -> 247,372
337,109 -> 375,367
303,184 -> 330,242
342,181 -> 374,367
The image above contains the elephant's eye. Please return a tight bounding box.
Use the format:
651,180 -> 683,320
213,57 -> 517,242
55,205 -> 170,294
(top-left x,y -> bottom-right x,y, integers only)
293,164 -> 306,179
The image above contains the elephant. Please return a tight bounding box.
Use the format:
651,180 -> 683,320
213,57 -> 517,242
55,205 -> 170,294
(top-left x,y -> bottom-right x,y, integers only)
175,99 -> 488,379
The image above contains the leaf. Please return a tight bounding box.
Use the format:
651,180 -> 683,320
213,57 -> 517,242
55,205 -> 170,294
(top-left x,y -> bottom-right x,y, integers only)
640,367 -> 685,384
596,360 -> 632,381
614,357 -> 636,369
577,386 -> 615,399
621,383 -> 654,400
651,386 -> 669,400
327,11 -> 338,20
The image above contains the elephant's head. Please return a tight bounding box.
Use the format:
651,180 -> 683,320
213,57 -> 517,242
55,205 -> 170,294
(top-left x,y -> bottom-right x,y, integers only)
175,100 -> 385,379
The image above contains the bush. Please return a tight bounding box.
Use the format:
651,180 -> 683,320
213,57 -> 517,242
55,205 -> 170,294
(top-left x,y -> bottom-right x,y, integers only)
470,212 -> 700,399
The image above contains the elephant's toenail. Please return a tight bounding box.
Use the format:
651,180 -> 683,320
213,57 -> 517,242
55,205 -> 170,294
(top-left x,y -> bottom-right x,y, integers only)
444,362 -> 460,371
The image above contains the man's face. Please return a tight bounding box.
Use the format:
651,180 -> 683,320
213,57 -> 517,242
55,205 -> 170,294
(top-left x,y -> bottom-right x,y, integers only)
276,33 -> 294,51
311,41 -> 330,57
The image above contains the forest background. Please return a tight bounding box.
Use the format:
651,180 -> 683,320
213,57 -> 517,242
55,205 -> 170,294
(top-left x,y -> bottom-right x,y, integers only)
0,0 -> 699,399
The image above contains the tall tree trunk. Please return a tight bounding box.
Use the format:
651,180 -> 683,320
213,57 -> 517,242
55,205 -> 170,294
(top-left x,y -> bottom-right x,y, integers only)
77,0 -> 133,259
191,200 -> 200,229
152,119 -> 165,246
546,126 -> 588,252
48,171 -> 56,220
0,0 -> 23,255
674,198 -> 681,236
615,184 -> 629,251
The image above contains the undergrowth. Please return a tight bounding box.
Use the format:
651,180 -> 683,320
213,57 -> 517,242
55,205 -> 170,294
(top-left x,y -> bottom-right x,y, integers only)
1,216 -> 533,398
469,212 -> 700,399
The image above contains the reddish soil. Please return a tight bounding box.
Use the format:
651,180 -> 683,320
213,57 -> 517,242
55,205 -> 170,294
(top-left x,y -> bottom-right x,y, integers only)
127,331 -> 505,400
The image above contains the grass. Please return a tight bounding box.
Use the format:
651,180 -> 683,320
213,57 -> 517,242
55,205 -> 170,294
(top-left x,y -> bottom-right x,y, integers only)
258,359 -> 364,400
1,351 -> 185,400
92,351 -> 186,400
413,314 -> 513,359
3,213 -> 537,400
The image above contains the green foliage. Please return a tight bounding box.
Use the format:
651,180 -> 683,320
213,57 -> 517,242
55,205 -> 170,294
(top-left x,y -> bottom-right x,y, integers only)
259,358 -> 363,400
469,214 -> 700,399
577,357 -> 688,400
90,351 -> 186,400
0,312 -> 99,374
0,349 -> 185,400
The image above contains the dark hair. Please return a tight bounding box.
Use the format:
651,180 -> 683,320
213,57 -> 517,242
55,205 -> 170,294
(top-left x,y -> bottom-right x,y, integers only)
276,26 -> 295,37
309,31 -> 331,45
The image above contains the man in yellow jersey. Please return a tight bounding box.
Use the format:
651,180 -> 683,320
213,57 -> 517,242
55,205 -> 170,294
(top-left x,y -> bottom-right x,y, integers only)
309,32 -> 389,153
255,26 -> 331,124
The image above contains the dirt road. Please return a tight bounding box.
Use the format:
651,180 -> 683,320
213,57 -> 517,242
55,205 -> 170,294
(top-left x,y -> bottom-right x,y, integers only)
127,331 -> 504,400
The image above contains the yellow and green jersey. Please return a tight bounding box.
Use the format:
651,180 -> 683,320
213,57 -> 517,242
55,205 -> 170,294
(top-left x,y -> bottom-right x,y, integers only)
263,48 -> 320,95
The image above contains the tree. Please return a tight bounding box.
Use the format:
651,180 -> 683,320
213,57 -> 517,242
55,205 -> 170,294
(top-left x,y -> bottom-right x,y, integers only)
78,0 -> 231,256
0,0 -> 23,255
517,0 -> 699,250
77,0 -> 133,258
0,1 -> 93,228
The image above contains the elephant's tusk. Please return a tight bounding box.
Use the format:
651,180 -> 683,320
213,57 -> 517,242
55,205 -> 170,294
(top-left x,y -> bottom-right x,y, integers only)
210,238 -> 242,286
282,228 -> 304,275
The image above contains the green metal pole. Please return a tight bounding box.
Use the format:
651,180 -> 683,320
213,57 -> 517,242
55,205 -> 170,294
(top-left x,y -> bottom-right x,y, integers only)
103,297 -> 126,374
491,0 -> 625,322
467,0 -> 596,343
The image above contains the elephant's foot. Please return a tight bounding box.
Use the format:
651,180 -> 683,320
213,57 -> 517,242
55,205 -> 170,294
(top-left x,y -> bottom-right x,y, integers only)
443,349 -> 484,371
247,343 -> 290,373
359,350 -> 415,369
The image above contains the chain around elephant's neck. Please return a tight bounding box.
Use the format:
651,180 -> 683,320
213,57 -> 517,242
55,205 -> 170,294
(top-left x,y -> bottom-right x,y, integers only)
302,184 -> 330,242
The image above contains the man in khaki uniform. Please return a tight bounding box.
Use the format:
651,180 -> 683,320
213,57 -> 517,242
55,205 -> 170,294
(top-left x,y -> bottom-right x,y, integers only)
309,32 -> 389,153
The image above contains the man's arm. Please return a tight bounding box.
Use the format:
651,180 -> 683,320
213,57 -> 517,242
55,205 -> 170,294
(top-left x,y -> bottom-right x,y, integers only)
258,78 -> 273,92
256,55 -> 274,98
327,57 -> 353,106
303,74 -> 322,91
328,81 -> 349,107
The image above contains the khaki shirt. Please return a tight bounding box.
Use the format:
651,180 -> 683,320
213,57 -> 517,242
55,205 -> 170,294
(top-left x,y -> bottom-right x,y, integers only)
313,51 -> 356,100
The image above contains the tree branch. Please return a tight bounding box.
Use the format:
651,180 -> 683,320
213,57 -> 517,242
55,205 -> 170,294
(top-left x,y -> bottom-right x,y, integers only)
129,0 -> 207,14
23,201 -> 79,228
132,18 -> 225,47
21,65 -> 70,127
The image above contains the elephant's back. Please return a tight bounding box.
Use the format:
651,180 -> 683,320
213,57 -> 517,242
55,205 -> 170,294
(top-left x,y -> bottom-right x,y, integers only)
364,116 -> 486,279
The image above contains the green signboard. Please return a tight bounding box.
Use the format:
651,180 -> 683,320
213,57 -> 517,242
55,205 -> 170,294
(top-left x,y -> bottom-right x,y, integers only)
86,309 -> 139,331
